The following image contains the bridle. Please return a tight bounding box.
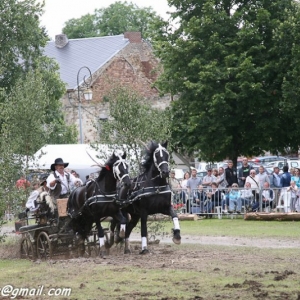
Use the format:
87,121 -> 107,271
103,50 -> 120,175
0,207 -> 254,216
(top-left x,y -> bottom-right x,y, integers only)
113,156 -> 130,183
153,144 -> 170,177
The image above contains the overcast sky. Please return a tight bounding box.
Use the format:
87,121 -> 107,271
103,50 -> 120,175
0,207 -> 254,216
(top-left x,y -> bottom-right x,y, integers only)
40,0 -> 174,40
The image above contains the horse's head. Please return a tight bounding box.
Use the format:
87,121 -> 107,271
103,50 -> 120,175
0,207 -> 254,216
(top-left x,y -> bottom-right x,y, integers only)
110,152 -> 131,187
152,141 -> 170,178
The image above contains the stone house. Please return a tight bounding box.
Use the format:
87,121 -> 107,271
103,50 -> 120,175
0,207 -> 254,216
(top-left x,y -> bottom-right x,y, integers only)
43,32 -> 171,144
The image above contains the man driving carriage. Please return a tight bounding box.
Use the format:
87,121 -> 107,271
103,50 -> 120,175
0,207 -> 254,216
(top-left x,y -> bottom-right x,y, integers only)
46,158 -> 83,202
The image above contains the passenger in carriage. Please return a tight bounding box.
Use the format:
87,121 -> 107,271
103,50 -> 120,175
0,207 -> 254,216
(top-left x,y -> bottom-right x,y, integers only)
46,158 -> 83,201
38,175 -> 55,214
39,175 -> 49,193
25,180 -> 41,212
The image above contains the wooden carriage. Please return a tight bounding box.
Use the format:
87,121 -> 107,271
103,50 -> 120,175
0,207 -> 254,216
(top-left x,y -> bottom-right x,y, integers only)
18,198 -> 105,260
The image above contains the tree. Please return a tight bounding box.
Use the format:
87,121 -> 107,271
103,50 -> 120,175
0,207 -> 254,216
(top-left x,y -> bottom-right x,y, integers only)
95,87 -> 171,175
62,1 -> 164,40
154,0 -> 300,164
0,0 -> 48,93
0,69 -> 77,225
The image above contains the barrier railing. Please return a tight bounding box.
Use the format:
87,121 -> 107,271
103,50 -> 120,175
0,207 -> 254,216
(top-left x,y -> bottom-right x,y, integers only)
171,187 -> 293,218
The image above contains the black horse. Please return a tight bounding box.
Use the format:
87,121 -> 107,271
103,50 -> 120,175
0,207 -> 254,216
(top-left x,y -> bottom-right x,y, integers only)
112,141 -> 181,254
67,152 -> 131,256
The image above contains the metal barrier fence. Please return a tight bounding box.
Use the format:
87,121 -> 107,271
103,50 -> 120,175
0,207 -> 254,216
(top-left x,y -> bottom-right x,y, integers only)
171,187 -> 296,218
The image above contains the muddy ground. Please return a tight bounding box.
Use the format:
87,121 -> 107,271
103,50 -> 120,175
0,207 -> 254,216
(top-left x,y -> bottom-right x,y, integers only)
1,226 -> 300,299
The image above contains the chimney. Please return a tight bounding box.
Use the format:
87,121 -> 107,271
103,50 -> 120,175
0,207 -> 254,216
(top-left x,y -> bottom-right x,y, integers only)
124,32 -> 142,43
55,34 -> 69,48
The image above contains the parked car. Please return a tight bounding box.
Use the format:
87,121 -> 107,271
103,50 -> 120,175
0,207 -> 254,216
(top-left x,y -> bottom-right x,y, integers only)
250,156 -> 286,164
196,171 -> 207,180
266,160 -> 300,171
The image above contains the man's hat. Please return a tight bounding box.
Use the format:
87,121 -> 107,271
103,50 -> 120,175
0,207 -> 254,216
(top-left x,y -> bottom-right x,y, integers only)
51,158 -> 69,171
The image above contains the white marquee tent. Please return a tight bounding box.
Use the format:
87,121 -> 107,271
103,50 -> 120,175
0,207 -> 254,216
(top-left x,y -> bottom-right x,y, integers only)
29,144 -> 114,180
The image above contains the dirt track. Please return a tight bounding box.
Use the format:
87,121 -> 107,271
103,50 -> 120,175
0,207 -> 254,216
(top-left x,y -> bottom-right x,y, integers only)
1,227 -> 300,299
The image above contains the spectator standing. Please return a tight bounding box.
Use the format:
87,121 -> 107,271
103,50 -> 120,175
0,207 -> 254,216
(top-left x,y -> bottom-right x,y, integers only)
187,168 -> 202,213
287,180 -> 298,212
270,166 -> 282,207
216,167 -> 227,190
280,166 -> 291,188
225,160 -> 238,187
212,168 -> 219,178
180,171 -> 190,204
291,168 -> 300,188
202,168 -> 216,188
16,175 -> 30,189
169,169 -> 182,203
271,167 -> 282,188
181,172 -> 190,190
256,166 -> 270,189
290,167 -> 296,177
246,170 -> 259,189
295,189 -> 300,212
238,158 -> 253,187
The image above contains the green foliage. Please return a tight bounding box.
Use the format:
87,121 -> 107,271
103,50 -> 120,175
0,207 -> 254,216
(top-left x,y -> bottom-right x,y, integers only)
62,1 -> 164,40
155,0 -> 300,163
0,0 -> 48,93
0,70 -> 76,229
96,87 -> 171,174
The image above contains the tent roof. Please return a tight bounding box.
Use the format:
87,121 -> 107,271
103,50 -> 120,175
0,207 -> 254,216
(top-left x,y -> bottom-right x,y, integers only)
30,144 -> 110,171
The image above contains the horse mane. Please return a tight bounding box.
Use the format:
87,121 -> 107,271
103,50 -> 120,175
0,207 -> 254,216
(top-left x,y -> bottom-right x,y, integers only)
97,154 -> 117,182
141,141 -> 160,172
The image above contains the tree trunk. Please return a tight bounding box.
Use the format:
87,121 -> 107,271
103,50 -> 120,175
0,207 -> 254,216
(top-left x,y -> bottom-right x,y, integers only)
244,212 -> 300,221
148,214 -> 198,221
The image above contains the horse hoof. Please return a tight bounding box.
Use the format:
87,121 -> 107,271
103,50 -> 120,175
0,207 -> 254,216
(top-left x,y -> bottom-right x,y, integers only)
124,249 -> 131,254
139,249 -> 150,255
172,237 -> 181,245
105,241 -> 111,249
100,246 -> 108,258
172,229 -> 181,245
119,229 -> 125,239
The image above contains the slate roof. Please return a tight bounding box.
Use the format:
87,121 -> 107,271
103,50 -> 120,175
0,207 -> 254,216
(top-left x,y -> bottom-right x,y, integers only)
43,35 -> 130,90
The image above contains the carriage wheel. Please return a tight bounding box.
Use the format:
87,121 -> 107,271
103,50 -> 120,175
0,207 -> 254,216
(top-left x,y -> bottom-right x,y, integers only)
20,236 -> 35,260
36,231 -> 53,260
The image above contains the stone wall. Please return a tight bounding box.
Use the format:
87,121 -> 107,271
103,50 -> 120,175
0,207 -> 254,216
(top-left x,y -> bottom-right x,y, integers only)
63,37 -> 171,143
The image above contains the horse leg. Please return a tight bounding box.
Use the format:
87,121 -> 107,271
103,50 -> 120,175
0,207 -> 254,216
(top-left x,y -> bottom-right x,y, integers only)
139,212 -> 150,255
112,209 -> 127,240
169,206 -> 181,245
108,219 -> 117,247
95,220 -> 107,258
123,213 -> 140,254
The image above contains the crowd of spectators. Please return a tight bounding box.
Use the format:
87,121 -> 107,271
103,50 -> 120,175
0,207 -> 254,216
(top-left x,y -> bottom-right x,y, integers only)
170,158 -> 300,215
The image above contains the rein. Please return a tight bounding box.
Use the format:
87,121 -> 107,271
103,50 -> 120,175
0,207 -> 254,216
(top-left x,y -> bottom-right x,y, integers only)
69,156 -> 130,218
124,143 -> 171,205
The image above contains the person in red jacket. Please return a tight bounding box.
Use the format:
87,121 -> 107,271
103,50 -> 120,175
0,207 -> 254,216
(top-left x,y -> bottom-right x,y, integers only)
16,175 -> 30,189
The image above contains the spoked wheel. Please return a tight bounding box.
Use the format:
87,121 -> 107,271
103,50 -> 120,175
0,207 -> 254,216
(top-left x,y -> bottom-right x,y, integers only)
20,236 -> 35,260
36,231 -> 52,260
